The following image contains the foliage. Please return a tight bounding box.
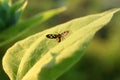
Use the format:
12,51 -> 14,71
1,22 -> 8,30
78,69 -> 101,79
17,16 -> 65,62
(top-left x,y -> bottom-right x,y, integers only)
0,0 -> 66,80
0,0 -> 27,30
2,8 -> 120,80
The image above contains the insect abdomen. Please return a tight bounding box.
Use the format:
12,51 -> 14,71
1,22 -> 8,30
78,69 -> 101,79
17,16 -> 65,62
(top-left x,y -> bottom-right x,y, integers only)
46,34 -> 58,39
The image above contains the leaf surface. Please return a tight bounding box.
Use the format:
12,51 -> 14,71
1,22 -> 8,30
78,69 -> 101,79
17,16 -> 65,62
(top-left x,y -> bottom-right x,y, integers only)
2,8 -> 120,80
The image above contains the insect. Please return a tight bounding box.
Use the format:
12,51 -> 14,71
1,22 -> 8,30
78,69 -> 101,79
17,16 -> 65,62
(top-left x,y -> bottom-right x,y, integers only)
46,31 -> 69,42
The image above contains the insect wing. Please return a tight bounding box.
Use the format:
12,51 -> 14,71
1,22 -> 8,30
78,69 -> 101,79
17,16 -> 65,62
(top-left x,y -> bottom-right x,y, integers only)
61,31 -> 69,36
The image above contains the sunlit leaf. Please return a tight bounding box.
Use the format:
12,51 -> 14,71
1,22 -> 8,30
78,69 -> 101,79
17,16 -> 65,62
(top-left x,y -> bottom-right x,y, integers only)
2,8 -> 120,80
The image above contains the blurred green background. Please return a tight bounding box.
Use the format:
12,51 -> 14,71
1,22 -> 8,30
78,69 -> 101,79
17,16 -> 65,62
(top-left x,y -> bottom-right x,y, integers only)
1,0 -> 120,80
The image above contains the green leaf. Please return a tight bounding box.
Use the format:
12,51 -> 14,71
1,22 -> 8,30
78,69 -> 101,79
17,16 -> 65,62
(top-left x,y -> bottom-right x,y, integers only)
2,8 -> 120,80
6,0 -> 28,26
0,0 -> 10,11
0,0 -> 10,4
10,0 -> 27,20
15,0 -> 28,21
10,0 -> 26,12
0,19 -> 5,29
0,7 -> 66,47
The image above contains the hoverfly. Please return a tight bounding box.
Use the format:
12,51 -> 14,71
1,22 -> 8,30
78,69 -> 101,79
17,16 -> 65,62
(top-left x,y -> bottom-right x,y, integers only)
46,31 -> 69,42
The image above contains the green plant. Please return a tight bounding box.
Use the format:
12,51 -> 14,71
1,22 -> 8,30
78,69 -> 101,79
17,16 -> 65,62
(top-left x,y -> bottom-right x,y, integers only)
0,0 -> 66,79
2,7 -> 120,80
0,0 -> 66,48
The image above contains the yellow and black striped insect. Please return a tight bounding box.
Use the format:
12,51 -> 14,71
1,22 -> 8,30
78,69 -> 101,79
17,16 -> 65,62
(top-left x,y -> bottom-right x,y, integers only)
46,31 -> 69,42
